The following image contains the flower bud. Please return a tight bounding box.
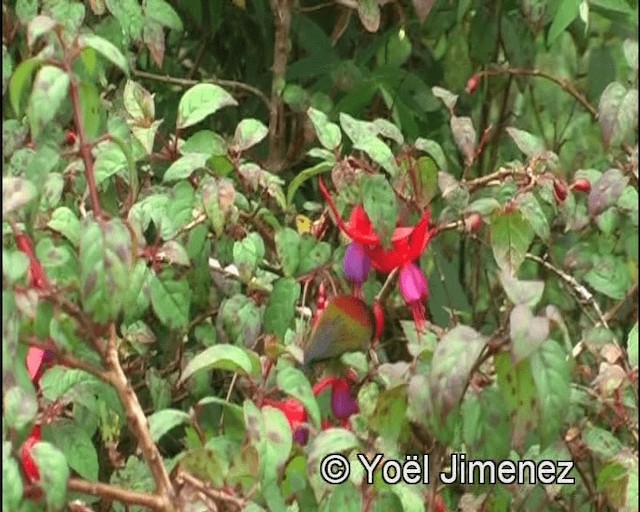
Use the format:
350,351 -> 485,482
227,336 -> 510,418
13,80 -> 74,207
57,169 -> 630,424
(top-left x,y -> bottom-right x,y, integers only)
465,74 -> 480,94
399,262 -> 429,304
553,179 -> 568,203
331,378 -> 358,420
571,178 -> 591,194
464,213 -> 483,233
343,242 -> 371,286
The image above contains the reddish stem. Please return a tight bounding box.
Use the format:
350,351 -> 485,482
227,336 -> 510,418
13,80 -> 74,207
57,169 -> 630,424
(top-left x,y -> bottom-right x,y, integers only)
64,57 -> 102,219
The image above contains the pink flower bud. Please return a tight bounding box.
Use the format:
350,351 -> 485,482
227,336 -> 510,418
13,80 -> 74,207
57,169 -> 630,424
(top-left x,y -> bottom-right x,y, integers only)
399,262 -> 429,304
343,242 -> 371,286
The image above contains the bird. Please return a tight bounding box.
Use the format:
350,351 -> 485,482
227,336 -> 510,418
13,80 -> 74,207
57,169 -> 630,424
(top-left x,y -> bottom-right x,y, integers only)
301,295 -> 376,373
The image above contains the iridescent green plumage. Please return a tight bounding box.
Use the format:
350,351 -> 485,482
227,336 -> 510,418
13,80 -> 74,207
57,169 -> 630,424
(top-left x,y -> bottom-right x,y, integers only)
302,295 -> 375,371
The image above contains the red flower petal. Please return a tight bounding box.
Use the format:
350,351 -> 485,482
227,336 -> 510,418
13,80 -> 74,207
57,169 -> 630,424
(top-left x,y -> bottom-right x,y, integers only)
313,376 -> 340,396
21,426 -> 41,484
26,347 -> 45,381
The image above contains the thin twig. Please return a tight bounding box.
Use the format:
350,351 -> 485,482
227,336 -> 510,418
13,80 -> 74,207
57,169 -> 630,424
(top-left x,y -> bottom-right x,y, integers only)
477,67 -> 599,120
68,478 -> 165,510
65,60 -> 102,219
132,69 -> 270,109
175,471 -> 245,511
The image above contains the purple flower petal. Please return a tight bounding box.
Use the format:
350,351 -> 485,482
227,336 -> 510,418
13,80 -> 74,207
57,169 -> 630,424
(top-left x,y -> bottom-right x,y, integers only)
343,242 -> 371,285
331,379 -> 358,419
399,262 -> 428,304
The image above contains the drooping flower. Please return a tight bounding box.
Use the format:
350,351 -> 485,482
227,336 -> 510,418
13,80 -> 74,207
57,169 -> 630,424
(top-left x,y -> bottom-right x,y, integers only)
262,398 -> 308,445
399,262 -> 429,331
319,177 -> 435,274
312,375 -> 358,422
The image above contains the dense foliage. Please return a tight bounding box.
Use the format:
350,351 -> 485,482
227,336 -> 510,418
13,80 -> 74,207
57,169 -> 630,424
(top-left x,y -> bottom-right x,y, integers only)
2,0 -> 638,511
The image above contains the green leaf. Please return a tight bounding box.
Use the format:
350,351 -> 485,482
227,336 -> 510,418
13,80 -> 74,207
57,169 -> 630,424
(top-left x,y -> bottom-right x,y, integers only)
357,0 -> 381,32
261,406 -> 293,469
340,112 -> 399,175
217,294 -> 262,347
79,218 -> 132,323
9,57 -> 40,116
432,86 -> 459,111
2,177 -> 36,216
149,272 -> 191,329
467,198 -> 501,216
233,118 -> 268,152
510,304 -> 550,364
27,65 -> 70,139
598,82 -> 638,148
3,385 -> 38,431
429,325 -> 487,426
307,107 -> 342,150
163,153 -> 209,182
264,278 -> 301,339
490,209 -> 534,274
506,127 -> 546,158
182,130 -> 227,156
94,142 -> 128,186
584,255 -> 630,300
3,250 -> 29,283
414,138 -> 448,172
276,367 -> 321,428
176,83 -> 238,129
32,442 -> 70,510
148,409 -> 191,442
589,168 -> 629,217
296,236 -> 331,276
233,232 -> 265,283
42,420 -> 99,481
548,0 -> 580,46
495,353 -> 539,451
361,174 -> 398,248
78,33 -> 129,76
372,118 -> 404,145
628,322 -> 638,368
275,228 -> 301,276
531,340 -> 571,446
145,0 -> 183,31
584,425 -> 624,460
47,206 -> 81,247
286,161 -> 333,206
307,428 -> 360,470
27,15 -> 57,49
450,115 -> 476,165
515,192 -> 550,242
3,443 -> 23,511
181,344 -> 255,382
500,271 -> 545,308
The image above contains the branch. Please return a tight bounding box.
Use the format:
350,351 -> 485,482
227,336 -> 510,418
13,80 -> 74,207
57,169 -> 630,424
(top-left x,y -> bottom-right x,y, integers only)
132,69 -> 270,109
477,67 -> 598,120
104,324 -> 176,510
68,478 -> 165,510
267,0 -> 293,171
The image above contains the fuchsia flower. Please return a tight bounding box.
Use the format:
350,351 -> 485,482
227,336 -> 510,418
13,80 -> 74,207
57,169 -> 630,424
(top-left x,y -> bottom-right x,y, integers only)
262,398 -> 309,445
319,176 -> 434,330
313,375 -> 359,425
320,177 -> 434,273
